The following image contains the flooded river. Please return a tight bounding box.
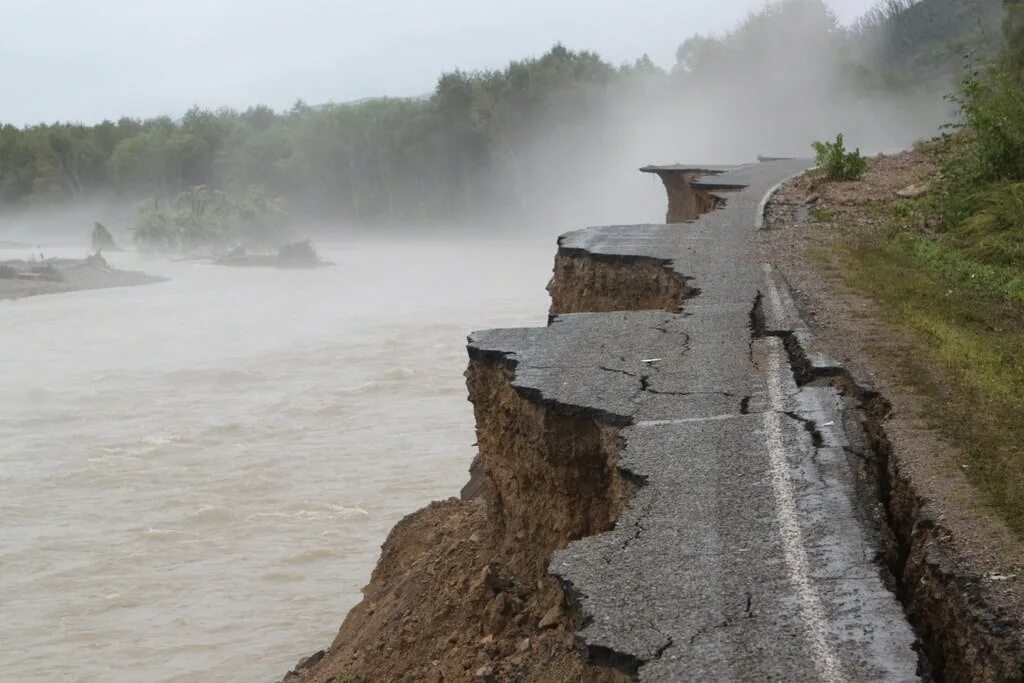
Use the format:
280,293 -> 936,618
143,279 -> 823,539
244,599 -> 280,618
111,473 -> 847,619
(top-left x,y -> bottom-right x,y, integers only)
0,238 -> 551,681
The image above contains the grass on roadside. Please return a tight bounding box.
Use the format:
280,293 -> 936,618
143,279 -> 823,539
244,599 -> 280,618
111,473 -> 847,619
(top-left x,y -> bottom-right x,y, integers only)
838,228 -> 1024,531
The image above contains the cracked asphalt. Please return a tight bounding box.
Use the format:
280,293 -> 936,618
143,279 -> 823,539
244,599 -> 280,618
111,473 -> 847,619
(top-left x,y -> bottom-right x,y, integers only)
468,160 -> 920,681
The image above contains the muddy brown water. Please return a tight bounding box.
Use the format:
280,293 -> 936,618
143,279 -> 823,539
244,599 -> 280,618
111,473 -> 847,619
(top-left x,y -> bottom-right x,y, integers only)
0,238 -> 551,681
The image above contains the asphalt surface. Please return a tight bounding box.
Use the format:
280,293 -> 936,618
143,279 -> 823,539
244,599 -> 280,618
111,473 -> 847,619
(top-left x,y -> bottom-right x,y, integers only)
468,160 -> 920,681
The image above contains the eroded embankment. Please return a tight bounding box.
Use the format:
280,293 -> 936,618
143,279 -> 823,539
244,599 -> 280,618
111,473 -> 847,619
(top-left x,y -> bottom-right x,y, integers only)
647,171 -> 723,223
760,170 -> 1024,680
285,356 -> 635,683
547,249 -> 692,317
285,159 -> 1019,682
550,223 -> 1023,678
753,288 -> 1024,680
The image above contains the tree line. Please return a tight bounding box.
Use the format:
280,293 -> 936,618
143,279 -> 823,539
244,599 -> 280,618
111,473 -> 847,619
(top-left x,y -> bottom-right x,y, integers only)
0,0 -> 1002,228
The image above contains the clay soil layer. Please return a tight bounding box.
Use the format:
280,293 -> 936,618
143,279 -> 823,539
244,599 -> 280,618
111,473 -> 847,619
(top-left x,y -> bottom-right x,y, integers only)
547,252 -> 687,317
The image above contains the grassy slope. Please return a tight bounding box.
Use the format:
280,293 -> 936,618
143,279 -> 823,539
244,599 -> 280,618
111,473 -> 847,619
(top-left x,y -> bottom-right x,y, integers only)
834,148 -> 1024,531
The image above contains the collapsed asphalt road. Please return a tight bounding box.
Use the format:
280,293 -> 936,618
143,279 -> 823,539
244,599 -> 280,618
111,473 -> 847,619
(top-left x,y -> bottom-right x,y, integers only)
469,161 -> 921,680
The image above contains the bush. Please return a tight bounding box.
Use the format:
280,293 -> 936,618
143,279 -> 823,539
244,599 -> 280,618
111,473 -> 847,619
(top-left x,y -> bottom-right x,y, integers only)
91,222 -> 119,251
277,239 -> 318,266
957,65 -> 1024,181
931,58 -> 1024,239
133,185 -> 290,254
950,181 -> 1024,268
812,134 -> 868,180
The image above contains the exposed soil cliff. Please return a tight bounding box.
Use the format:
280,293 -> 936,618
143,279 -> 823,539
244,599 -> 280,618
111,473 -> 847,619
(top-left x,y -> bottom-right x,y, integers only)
643,170 -> 722,223
547,251 -> 690,317
285,359 -> 634,683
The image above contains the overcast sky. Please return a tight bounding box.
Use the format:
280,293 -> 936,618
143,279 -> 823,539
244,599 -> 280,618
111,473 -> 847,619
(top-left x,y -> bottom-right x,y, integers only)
3,0 -> 879,126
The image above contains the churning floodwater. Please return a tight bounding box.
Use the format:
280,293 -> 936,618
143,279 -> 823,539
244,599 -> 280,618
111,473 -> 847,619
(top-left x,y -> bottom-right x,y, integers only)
0,238 -> 552,681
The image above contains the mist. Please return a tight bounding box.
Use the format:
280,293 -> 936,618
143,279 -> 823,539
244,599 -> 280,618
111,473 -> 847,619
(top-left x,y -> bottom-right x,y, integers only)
0,0 -> 992,248
1,0 -> 880,126
482,1 -> 972,232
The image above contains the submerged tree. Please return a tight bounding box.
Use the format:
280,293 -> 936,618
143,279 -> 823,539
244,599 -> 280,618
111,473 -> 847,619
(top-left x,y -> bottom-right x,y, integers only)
132,185 -> 290,254
90,221 -> 120,251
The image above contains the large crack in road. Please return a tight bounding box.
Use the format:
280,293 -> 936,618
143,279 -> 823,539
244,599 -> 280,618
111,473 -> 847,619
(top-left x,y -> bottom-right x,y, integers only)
469,160 -> 923,680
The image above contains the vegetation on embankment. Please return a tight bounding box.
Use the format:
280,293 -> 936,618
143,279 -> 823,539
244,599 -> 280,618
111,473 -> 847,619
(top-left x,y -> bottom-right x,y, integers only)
814,4 -> 1024,531
839,224 -> 1024,531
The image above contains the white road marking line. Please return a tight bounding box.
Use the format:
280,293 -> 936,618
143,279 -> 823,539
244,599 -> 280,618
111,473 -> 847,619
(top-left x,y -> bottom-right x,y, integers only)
637,414 -> 740,426
755,165 -> 810,230
755,181 -> 785,230
764,336 -> 846,683
762,262 -> 786,324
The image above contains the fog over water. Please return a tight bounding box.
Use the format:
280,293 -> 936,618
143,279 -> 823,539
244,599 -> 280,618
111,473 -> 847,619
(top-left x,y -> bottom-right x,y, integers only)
0,239 -> 552,681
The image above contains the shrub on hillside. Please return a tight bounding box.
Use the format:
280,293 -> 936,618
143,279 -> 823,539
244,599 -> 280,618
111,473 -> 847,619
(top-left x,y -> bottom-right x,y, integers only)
277,239 -> 318,266
812,134 -> 868,181
935,59 -> 1024,242
953,182 -> 1024,268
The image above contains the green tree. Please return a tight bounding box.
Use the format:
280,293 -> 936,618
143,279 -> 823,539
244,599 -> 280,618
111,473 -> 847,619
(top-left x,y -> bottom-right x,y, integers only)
110,128 -> 208,197
1006,0 -> 1024,64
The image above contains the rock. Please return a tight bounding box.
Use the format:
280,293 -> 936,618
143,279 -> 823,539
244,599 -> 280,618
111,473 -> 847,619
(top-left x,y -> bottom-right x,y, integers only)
805,193 -> 821,205
90,222 -> 121,252
295,650 -> 325,670
517,637 -> 531,652
473,563 -> 501,595
473,665 -> 496,681
538,603 -> 562,629
482,592 -> 513,635
277,239 -> 319,267
281,649 -> 325,681
460,454 -> 485,500
896,183 -> 930,199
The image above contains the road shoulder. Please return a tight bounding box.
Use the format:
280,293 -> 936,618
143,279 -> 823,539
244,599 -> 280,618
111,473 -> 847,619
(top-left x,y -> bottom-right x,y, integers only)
760,154 -> 1024,676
